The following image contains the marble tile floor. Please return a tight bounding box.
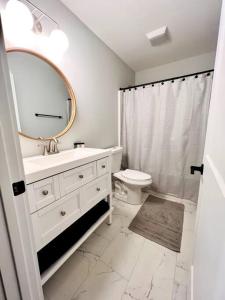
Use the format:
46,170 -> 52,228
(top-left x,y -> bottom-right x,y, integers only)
43,194 -> 197,300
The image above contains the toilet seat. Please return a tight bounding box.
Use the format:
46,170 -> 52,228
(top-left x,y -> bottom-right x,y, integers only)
114,169 -> 152,187
122,169 -> 151,181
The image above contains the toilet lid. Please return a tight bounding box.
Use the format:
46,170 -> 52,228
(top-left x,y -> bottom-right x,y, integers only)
122,169 -> 151,181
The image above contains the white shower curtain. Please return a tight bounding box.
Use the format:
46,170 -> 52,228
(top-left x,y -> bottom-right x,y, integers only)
121,73 -> 213,202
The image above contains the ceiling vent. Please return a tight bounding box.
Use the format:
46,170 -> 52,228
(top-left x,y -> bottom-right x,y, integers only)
146,26 -> 168,45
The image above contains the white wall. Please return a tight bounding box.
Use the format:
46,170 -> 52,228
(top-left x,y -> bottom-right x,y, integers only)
135,52 -> 216,84
1,0 -> 134,157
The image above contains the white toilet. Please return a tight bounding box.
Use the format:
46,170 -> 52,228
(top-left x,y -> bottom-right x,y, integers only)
109,146 -> 152,205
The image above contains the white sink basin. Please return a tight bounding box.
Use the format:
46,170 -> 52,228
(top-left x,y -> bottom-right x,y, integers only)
23,148 -> 112,184
26,148 -> 99,167
27,153 -> 72,168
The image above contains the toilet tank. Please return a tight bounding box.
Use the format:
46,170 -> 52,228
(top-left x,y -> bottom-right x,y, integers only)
108,146 -> 123,173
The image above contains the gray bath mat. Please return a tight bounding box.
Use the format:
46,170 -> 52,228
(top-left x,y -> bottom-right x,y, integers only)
129,195 -> 184,252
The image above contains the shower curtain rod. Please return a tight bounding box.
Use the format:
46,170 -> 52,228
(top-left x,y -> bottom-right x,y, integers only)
120,69 -> 214,91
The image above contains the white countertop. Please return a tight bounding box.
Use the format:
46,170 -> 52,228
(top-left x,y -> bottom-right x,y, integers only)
23,148 -> 112,184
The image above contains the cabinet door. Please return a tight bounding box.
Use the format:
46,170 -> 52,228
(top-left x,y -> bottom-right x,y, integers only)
59,162 -> 96,196
32,190 -> 80,251
27,176 -> 60,213
96,157 -> 110,177
80,174 -> 110,214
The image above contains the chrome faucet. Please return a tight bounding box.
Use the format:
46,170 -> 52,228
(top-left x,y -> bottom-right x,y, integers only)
39,137 -> 59,155
48,138 -> 59,155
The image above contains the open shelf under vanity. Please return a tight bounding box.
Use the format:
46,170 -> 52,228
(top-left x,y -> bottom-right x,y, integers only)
39,200 -> 112,285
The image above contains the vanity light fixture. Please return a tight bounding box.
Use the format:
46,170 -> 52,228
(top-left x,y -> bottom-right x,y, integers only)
1,0 -> 69,57
2,0 -> 34,46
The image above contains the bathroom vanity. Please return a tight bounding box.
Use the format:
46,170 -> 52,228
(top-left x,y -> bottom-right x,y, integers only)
23,148 -> 112,284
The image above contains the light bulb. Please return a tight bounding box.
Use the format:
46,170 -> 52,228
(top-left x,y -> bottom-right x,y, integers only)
4,0 -> 33,31
49,29 -> 69,53
37,35 -> 63,63
2,0 -> 34,47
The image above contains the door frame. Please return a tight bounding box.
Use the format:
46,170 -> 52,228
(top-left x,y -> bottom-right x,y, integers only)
0,17 -> 43,299
0,191 -> 21,300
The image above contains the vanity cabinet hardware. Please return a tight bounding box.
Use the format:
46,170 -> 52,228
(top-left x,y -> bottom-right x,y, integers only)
79,174 -> 84,179
97,157 -> 109,177
42,190 -> 49,196
96,187 -> 101,192
60,211 -> 66,216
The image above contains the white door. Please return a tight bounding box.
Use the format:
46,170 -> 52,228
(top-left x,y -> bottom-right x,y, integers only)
0,18 -> 43,299
193,1 -> 225,299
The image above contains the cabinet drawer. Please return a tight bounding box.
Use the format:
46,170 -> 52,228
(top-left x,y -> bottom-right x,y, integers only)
32,190 -> 80,251
59,162 -> 96,196
80,174 -> 110,213
96,157 -> 110,177
27,176 -> 60,213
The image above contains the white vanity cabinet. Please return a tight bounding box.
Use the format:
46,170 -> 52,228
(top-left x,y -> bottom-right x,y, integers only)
27,176 -> 60,213
96,157 -> 110,177
59,161 -> 96,197
23,148 -> 112,284
80,174 -> 110,214
32,189 -> 81,251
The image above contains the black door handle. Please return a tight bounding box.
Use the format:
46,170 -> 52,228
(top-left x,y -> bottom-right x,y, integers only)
190,164 -> 204,175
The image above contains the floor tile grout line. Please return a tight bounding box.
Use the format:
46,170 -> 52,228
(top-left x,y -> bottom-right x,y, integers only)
98,258 -> 130,283
70,254 -> 103,300
119,237 -> 146,299
171,252 -> 179,300
70,232 -> 114,300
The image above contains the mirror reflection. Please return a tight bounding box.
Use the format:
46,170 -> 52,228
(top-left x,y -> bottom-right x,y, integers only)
7,50 -> 73,139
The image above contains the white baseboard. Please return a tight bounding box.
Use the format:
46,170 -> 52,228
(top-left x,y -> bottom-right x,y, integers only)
147,190 -> 184,202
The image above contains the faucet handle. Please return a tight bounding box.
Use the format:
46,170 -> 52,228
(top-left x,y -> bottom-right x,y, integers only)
37,138 -> 49,156
49,137 -> 59,154
53,138 -> 59,153
43,144 -> 49,156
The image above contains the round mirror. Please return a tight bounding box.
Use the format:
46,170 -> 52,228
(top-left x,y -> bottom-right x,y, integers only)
7,49 -> 76,140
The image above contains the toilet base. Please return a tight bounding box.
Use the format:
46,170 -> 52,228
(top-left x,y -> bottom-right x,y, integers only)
114,183 -> 149,205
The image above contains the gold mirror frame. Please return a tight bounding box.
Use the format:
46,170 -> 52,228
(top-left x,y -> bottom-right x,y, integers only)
7,48 -> 76,141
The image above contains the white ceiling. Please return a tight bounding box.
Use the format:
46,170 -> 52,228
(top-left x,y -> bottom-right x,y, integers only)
61,0 -> 222,71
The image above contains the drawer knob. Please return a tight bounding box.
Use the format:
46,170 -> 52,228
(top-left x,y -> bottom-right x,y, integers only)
60,211 -> 66,216
96,187 -> 101,192
79,174 -> 84,179
101,165 -> 106,169
42,190 -> 48,196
